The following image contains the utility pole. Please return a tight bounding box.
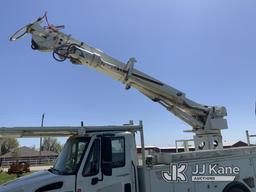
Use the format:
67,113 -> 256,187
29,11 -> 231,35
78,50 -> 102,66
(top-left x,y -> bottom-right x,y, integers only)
39,113 -> 45,164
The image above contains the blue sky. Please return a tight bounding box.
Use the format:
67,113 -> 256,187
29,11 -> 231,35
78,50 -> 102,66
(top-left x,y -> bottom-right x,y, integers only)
1,0 -> 256,148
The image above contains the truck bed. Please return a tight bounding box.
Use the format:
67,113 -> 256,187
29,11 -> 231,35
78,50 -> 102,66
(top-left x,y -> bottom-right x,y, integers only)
138,146 -> 256,192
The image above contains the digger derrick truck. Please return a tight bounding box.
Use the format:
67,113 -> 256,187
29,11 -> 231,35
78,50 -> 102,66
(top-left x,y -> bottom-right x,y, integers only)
1,14 -> 256,192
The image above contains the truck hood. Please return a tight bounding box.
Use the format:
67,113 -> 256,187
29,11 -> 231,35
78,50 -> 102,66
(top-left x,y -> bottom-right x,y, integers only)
0,170 -> 75,192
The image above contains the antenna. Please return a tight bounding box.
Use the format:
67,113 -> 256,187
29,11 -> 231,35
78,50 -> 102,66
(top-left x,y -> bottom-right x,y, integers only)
255,101 -> 256,117
39,113 -> 45,162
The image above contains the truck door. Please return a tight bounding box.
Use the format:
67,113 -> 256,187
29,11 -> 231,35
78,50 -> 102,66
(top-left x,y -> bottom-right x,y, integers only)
76,136 -> 135,192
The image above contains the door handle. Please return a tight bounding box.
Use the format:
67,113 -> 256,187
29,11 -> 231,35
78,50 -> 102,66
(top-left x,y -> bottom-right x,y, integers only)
116,173 -> 129,177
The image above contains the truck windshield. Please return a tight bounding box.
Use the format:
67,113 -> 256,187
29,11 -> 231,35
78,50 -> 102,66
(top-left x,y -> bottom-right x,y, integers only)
51,137 -> 91,175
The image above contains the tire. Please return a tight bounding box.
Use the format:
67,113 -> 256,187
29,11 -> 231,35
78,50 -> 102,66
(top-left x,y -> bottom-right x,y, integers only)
223,181 -> 250,192
228,188 -> 245,192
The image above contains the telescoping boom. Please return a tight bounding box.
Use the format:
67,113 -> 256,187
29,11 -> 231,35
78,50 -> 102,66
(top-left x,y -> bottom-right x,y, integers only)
10,14 -> 228,150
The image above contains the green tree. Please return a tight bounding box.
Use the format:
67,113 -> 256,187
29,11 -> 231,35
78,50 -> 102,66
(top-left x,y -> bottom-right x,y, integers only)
0,138 -> 19,155
41,137 -> 62,153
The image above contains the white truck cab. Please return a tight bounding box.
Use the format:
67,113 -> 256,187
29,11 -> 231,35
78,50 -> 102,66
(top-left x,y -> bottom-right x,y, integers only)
0,125 -> 140,192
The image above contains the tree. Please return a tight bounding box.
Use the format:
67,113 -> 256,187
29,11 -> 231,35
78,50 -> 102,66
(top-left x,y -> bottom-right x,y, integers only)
0,138 -> 19,155
41,137 -> 62,153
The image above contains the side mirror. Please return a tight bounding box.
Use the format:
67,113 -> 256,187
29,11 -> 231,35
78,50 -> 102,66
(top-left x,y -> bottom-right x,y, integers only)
101,137 -> 112,176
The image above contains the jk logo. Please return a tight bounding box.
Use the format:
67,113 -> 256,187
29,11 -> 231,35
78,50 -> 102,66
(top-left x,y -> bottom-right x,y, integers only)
162,163 -> 188,182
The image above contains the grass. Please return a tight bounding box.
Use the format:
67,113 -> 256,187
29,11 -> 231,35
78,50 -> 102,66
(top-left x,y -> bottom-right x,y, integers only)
0,172 -> 33,185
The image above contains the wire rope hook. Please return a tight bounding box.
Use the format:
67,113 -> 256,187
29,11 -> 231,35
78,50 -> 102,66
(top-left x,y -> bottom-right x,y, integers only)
43,11 -> 65,32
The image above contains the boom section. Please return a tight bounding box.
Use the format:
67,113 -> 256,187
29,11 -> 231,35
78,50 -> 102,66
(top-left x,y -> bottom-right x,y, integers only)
10,16 -> 228,150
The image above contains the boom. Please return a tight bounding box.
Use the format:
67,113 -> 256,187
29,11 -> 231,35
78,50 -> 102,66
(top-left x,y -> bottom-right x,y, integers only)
10,14 -> 228,150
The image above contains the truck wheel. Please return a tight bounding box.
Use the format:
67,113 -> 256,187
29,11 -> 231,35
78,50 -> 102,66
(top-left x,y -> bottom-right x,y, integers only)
224,182 -> 250,192
228,188 -> 245,192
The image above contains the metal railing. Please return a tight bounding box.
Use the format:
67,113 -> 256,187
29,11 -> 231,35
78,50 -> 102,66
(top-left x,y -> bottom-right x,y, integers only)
246,130 -> 256,146
1,157 -> 57,167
